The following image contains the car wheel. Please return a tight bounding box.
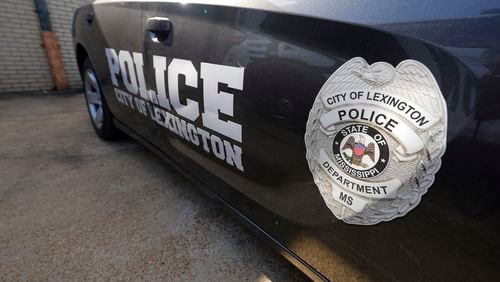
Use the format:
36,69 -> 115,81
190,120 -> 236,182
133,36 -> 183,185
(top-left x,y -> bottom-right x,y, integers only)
82,58 -> 121,140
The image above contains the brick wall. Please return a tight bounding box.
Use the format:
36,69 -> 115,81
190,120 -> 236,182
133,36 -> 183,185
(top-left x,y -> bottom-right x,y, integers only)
47,0 -> 93,90
0,0 -> 92,93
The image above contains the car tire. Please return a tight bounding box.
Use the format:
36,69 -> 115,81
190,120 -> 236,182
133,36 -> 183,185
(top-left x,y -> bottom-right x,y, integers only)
82,57 -> 121,140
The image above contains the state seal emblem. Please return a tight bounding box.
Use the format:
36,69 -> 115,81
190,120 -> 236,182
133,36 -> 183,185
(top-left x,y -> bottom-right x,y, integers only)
305,57 -> 447,225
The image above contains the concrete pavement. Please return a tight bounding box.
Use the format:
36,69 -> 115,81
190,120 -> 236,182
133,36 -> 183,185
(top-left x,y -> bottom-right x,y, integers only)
0,93 -> 306,281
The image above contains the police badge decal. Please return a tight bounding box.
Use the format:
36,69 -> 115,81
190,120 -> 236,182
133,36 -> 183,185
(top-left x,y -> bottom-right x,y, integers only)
305,57 -> 447,225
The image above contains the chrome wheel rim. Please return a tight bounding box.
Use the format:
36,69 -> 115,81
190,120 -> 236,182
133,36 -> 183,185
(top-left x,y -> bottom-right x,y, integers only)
84,69 -> 103,129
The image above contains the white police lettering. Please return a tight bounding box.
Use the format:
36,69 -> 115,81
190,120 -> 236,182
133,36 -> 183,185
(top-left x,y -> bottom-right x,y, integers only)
167,58 -> 200,122
305,57 -> 448,225
105,48 -> 120,87
132,52 -> 149,101
201,62 -> 244,143
118,50 -> 138,94
105,48 -> 245,172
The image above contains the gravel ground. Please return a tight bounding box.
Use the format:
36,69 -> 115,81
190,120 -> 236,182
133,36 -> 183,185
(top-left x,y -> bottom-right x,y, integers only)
0,93 -> 307,281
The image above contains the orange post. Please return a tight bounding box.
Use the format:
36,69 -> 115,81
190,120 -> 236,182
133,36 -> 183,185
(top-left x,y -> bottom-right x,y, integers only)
41,31 -> 68,91
35,0 -> 69,91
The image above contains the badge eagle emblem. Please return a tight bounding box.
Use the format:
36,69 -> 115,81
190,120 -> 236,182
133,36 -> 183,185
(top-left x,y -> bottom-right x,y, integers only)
305,57 -> 447,225
342,135 -> 375,167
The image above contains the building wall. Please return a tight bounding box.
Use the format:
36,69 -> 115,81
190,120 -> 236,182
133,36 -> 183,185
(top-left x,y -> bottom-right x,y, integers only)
47,0 -> 93,90
0,0 -> 92,93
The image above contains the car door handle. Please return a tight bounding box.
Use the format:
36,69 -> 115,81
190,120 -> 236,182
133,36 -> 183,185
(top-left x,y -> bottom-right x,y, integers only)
146,17 -> 172,42
86,12 -> 94,24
